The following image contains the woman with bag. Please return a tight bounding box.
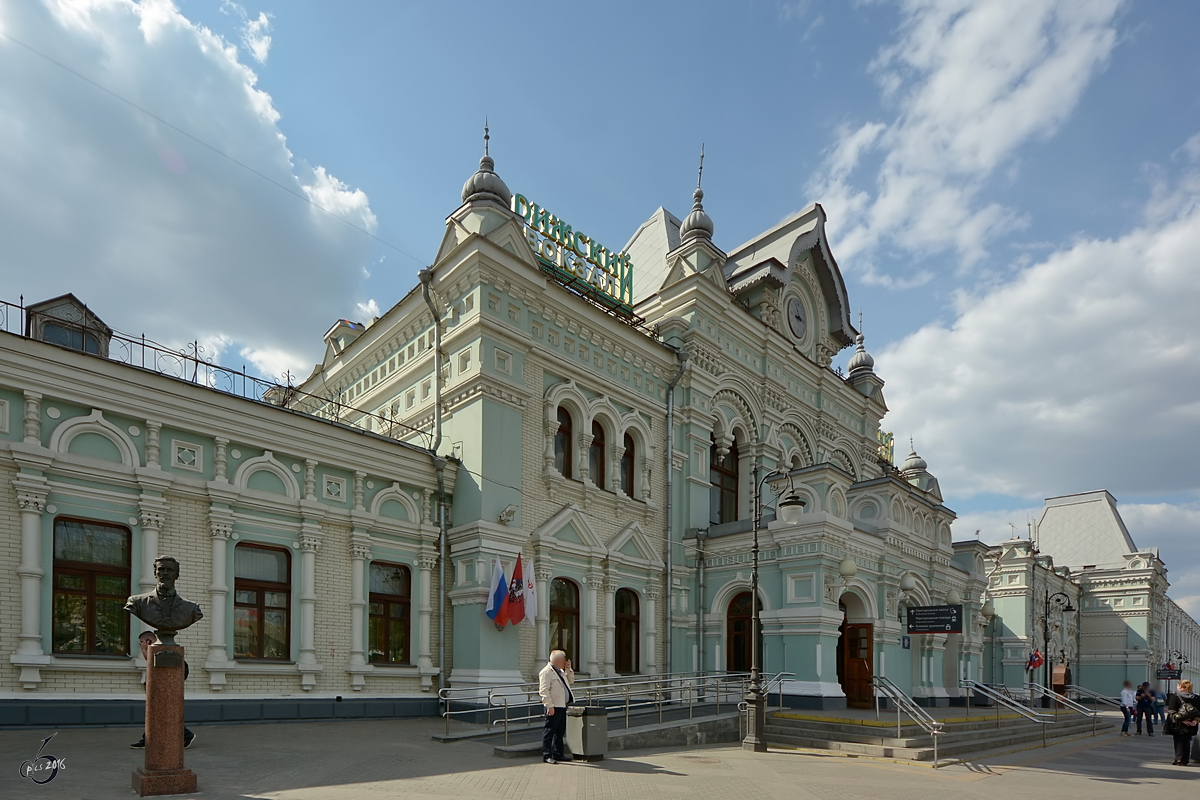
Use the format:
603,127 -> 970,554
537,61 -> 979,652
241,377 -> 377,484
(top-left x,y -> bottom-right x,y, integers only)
1165,679 -> 1199,766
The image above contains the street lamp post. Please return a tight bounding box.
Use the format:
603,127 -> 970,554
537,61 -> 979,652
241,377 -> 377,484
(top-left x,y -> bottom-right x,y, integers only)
743,465 -> 806,753
1041,589 -> 1075,705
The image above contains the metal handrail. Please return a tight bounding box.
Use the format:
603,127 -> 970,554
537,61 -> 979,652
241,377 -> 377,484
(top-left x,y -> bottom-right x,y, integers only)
962,680 -> 1053,749
872,675 -> 944,767
1025,683 -> 1101,737
761,671 -> 796,710
1062,684 -> 1121,709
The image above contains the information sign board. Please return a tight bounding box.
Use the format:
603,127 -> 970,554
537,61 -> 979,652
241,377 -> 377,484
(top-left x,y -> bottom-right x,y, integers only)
906,604 -> 964,634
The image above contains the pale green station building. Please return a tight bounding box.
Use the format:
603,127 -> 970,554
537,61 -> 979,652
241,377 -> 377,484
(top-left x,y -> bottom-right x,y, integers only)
1,146 -> 1196,724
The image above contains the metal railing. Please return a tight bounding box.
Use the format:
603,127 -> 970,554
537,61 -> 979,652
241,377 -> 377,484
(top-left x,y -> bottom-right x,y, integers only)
873,675 -> 945,767
1,297 -> 433,449
1063,684 -> 1122,710
1025,683 -> 1101,736
439,670 -> 761,746
961,681 -> 1053,748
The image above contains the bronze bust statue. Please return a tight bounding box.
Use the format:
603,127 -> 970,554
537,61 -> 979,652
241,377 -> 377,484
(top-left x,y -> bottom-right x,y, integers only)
125,556 -> 203,642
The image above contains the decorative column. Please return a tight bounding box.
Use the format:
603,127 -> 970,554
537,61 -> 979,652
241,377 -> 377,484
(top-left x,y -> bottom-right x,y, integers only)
348,536 -> 371,691
578,433 -> 594,484
22,390 -> 42,444
586,572 -> 603,673
297,523 -> 324,690
205,513 -> 234,689
213,437 -> 229,482
645,586 -> 660,674
12,474 -> 50,688
137,502 -> 167,594
603,577 -> 618,676
535,563 -> 552,659
145,421 -> 162,469
417,554 -> 438,689
609,445 -> 624,496
353,471 -> 366,511
304,459 -> 318,501
543,402 -> 558,476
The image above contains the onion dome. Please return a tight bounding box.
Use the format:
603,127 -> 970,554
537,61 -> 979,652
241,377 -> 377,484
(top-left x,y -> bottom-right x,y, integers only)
901,449 -> 928,473
847,334 -> 875,374
460,153 -> 511,205
680,186 -> 714,241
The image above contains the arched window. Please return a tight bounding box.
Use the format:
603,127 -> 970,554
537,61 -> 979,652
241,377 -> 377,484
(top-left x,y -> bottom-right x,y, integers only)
554,407 -> 573,479
615,588 -> 640,674
52,518 -> 131,655
619,433 -> 636,497
710,436 -> 740,525
549,578 -> 580,661
727,591 -> 760,673
234,544 -> 291,660
368,562 -> 411,664
589,421 -> 606,488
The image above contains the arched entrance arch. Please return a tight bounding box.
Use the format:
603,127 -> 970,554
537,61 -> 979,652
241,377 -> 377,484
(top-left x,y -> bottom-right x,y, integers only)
726,591 -> 762,673
837,591 -> 873,708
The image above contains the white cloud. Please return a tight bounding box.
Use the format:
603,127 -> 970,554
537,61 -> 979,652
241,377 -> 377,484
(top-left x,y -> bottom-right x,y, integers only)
0,0 -> 373,378
355,298 -> 381,319
221,1 -> 271,64
809,0 -> 1124,279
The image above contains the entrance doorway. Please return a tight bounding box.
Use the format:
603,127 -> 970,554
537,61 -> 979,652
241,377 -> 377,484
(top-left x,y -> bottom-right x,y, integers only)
726,591 -> 760,673
836,592 -> 874,708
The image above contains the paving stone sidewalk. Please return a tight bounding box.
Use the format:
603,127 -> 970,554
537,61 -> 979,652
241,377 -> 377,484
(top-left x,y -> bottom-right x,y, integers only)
2,717 -> 1197,799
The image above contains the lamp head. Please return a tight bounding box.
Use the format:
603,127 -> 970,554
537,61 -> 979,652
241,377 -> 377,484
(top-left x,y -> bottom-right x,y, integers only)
778,492 -> 806,525
899,574 -> 917,593
838,556 -> 858,581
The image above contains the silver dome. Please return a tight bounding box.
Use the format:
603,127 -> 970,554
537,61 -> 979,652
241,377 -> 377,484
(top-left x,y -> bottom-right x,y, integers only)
460,155 -> 511,205
679,186 -> 714,241
847,334 -> 875,373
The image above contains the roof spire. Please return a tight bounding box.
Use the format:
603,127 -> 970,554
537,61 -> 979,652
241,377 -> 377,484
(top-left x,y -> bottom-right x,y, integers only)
680,144 -> 714,242
484,116 -> 490,156
697,143 -> 705,189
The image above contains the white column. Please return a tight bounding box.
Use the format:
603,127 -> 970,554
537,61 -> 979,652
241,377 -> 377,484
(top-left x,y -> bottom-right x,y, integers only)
138,504 -> 165,594
603,578 -> 618,676
205,514 -> 233,689
644,587 -> 660,674
348,537 -> 370,690
417,554 -> 436,689
535,564 -> 551,660
586,573 -> 602,672
22,390 -> 42,445
12,474 -> 50,688
297,525 -> 324,690
578,433 -> 594,484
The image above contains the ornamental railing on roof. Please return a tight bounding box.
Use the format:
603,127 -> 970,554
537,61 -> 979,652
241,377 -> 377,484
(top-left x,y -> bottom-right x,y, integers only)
0,296 -> 433,450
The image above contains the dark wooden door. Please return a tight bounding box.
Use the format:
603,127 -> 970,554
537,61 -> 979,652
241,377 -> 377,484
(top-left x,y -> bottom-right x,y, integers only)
727,592 -> 755,673
842,623 -> 873,708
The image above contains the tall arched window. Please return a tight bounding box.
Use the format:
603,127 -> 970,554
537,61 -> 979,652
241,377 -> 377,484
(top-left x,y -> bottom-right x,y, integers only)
710,436 -> 740,525
368,562 -> 411,664
554,406 -> 573,479
589,421 -> 606,488
52,518 -> 131,655
234,544 -> 291,660
549,578 -> 580,661
619,433 -> 636,497
615,588 -> 640,674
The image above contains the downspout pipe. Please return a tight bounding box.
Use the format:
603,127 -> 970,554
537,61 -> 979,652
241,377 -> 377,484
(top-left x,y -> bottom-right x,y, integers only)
664,348 -> 689,676
419,269 -> 448,692
695,530 -> 708,677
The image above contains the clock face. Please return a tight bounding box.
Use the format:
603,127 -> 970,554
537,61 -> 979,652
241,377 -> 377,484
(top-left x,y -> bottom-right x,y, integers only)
787,298 -> 806,339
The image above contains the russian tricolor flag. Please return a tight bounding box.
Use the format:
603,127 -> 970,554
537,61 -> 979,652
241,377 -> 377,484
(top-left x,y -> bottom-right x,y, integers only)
485,556 -> 509,623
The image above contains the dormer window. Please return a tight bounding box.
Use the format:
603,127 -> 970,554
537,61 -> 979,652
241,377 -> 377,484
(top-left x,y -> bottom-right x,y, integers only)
25,293 -> 112,357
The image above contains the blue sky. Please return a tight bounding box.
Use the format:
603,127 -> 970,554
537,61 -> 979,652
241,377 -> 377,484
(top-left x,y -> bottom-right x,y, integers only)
2,0 -> 1200,606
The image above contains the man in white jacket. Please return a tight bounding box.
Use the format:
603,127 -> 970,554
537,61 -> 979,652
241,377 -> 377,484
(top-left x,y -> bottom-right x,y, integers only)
538,649 -> 575,764
1120,680 -> 1136,736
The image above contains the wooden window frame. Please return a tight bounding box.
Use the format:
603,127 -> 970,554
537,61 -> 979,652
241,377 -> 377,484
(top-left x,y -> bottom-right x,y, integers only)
614,588 -> 640,675
368,561 -> 412,665
549,577 -> 580,662
233,543 -> 292,661
589,420 -> 606,489
554,406 -> 574,479
710,436 -> 740,525
51,517 -> 132,656
619,433 -> 636,497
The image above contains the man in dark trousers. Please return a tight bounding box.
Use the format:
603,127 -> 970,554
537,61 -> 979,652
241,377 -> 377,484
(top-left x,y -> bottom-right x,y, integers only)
537,649 -> 574,764
130,630 -> 196,749
1135,681 -> 1156,736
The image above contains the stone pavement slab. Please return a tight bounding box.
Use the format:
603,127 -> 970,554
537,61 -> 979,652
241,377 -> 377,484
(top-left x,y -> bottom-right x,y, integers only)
1,717 -> 1197,799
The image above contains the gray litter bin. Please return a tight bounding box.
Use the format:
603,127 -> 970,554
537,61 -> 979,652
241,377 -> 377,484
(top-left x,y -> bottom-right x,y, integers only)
565,705 -> 607,761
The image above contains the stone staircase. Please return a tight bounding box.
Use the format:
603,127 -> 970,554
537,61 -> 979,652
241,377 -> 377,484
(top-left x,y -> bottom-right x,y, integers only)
763,708 -> 1115,763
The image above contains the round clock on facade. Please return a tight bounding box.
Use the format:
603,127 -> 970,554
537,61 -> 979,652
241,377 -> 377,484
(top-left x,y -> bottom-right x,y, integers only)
787,297 -> 807,339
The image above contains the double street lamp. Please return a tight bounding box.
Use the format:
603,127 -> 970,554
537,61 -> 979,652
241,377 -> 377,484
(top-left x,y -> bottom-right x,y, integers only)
1040,590 -> 1076,704
743,465 -> 807,752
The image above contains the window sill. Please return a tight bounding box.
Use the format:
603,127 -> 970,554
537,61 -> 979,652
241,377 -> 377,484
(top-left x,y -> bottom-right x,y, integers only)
231,661 -> 298,675
43,656 -> 139,673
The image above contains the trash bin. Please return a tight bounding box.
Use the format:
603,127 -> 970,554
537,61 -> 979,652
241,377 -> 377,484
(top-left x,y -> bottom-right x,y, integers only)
565,705 -> 607,762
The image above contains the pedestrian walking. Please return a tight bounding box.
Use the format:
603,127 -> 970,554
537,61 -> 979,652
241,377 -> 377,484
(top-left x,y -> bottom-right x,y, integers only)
1165,679 -> 1200,766
1120,680 -> 1136,736
538,649 -> 574,765
1135,682 -> 1156,736
1154,686 -> 1167,724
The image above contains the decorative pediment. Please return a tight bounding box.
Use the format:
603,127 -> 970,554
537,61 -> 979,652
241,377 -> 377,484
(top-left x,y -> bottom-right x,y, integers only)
531,503 -> 605,556
607,522 -> 663,568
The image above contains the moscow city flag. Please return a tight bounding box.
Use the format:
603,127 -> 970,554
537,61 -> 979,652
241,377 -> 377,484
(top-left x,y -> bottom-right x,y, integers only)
504,555 -> 526,627
1028,649 -> 1044,671
484,556 -> 508,623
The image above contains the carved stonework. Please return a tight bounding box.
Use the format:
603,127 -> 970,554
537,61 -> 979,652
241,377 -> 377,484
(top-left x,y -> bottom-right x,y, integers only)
586,574 -> 605,591
214,437 -> 229,482
208,520 -> 232,540
422,488 -> 433,525
300,537 -> 322,553
16,491 -> 47,513
353,471 -> 366,511
603,578 -> 619,594
22,392 -> 41,443
145,421 -> 162,467
304,459 -> 317,500
534,565 -> 553,583
350,541 -> 372,561
416,555 -> 438,572
823,573 -> 837,602
645,586 -> 662,601
139,508 -> 166,531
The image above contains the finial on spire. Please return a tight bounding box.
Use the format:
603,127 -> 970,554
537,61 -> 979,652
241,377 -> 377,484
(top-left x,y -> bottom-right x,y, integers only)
859,308 -> 863,333
484,116 -> 490,156
910,435 -> 914,451
697,143 -> 705,189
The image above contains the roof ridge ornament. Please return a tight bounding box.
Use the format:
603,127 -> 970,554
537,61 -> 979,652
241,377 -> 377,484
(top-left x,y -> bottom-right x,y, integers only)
460,118 -> 511,205
680,144 -> 714,242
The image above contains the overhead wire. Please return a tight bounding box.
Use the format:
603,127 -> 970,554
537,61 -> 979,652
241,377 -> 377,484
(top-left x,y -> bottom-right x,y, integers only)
0,29 -> 425,266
